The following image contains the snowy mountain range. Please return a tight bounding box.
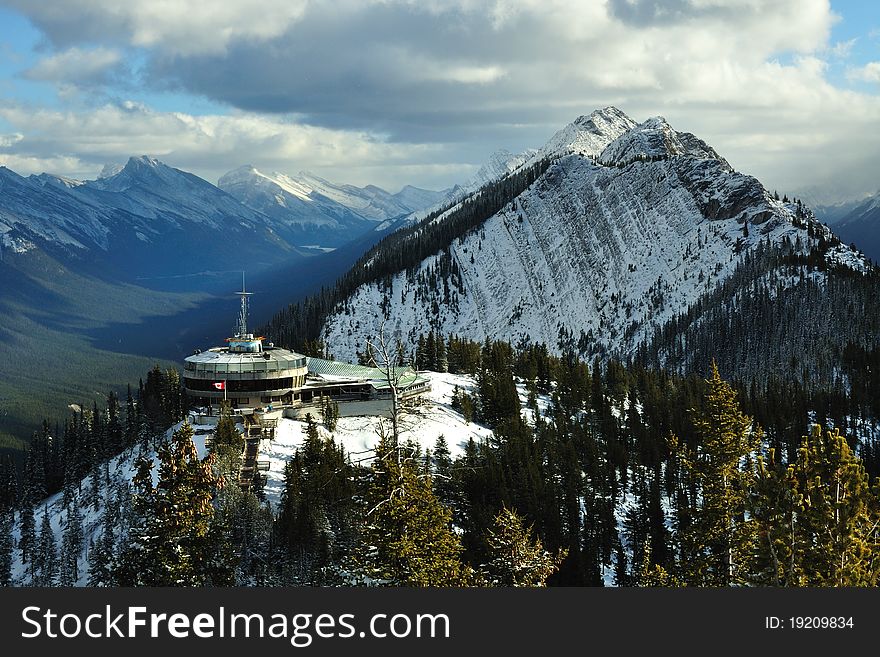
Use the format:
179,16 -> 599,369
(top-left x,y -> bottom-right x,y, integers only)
0,156 -> 452,282
0,156 -> 302,282
315,107 -> 873,375
217,165 -> 451,247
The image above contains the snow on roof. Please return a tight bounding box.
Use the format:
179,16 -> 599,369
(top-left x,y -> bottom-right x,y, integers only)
306,357 -> 427,390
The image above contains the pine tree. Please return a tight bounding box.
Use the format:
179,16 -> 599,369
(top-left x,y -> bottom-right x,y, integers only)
636,540 -> 682,587
211,402 -> 243,481
275,415 -> 354,584
0,455 -> 17,513
483,505 -> 565,586
359,433 -> 472,586
430,435 -> 458,511
19,503 -> 36,573
437,334 -> 449,373
0,511 -> 13,586
792,426 -> 879,586
59,501 -> 84,586
87,499 -> 117,587
670,363 -> 760,586
115,422 -> 232,586
35,510 -> 58,586
425,331 -> 437,371
106,391 -> 123,457
320,397 -> 339,431
747,446 -> 800,585
415,334 -> 427,370
125,384 -> 137,448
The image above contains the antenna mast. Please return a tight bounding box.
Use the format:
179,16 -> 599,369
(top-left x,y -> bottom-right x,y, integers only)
236,271 -> 252,337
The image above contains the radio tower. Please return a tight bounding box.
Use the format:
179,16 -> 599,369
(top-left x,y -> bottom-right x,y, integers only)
236,271 -> 252,338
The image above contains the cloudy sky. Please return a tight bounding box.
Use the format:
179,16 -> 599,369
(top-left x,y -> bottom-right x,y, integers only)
0,0 -> 877,203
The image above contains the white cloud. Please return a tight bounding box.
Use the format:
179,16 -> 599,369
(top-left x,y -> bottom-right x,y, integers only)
0,102 -> 459,189
847,61 -> 880,83
1,0 -> 879,198
0,132 -> 23,148
826,38 -> 856,59
0,152 -> 85,176
6,0 -> 311,56
23,46 -> 121,83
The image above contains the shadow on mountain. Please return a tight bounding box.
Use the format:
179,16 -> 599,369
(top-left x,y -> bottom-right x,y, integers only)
81,222 -> 394,361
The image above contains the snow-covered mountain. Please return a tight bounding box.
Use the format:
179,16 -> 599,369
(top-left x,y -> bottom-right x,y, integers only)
218,165 -> 450,247
317,107 -> 871,367
0,156 -> 310,282
832,190 -> 880,263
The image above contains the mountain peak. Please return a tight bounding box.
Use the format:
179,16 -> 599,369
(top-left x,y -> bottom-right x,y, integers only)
471,149 -> 536,188
599,116 -> 728,167
30,173 -> 84,190
217,164 -> 263,186
125,155 -> 163,170
98,162 -> 124,179
572,105 -> 633,127
542,106 -> 638,158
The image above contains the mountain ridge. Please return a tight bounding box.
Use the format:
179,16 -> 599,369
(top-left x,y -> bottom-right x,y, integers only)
258,107 -> 876,389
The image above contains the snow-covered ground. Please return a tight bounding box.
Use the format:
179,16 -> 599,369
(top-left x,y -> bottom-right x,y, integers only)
7,371 -> 512,584
261,371 -> 497,506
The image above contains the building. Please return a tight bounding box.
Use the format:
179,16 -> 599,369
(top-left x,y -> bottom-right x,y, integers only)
183,280 -> 430,422
183,282 -> 308,412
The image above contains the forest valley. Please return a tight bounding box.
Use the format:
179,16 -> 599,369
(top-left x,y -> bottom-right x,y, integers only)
1,334 -> 879,587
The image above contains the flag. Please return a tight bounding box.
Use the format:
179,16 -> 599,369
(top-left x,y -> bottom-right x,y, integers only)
213,381 -> 226,390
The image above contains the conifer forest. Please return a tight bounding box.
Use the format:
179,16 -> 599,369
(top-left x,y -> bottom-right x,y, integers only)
3,334 -> 878,587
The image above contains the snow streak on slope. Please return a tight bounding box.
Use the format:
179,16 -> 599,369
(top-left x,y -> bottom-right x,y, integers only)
320,110 -> 870,362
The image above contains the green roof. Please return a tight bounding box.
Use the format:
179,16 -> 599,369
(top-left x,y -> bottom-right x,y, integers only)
306,357 -> 427,390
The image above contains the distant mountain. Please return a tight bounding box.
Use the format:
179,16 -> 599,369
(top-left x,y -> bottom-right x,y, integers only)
832,191 -> 880,263
218,165 -> 450,247
264,107 -> 877,389
0,156 -> 447,443
0,157 -> 308,287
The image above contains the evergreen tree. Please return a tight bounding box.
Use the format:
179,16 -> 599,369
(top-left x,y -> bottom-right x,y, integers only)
0,511 -> 12,586
87,500 -> 118,587
321,397 -> 340,431
35,510 -> 58,586
0,455 -> 17,513
483,505 -> 565,586
106,392 -> 124,457
115,423 -> 233,586
430,435 -> 458,511
437,334 -> 449,373
59,501 -> 84,586
791,426 -> 879,586
211,402 -> 244,481
359,433 -> 472,586
670,363 -> 760,586
275,415 -> 355,584
19,503 -> 36,573
125,384 -> 137,448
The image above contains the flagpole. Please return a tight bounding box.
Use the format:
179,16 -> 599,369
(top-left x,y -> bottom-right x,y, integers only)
224,379 -> 227,403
